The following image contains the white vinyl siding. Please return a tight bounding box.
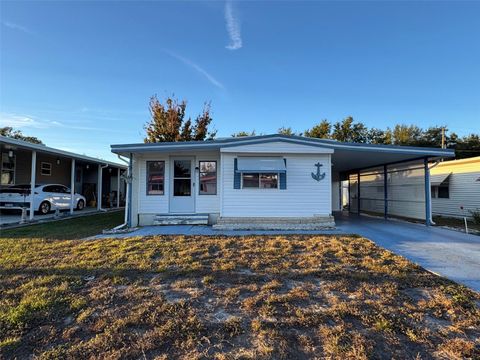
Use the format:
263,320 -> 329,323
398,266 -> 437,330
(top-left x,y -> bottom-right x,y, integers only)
221,153 -> 332,217
431,157 -> 480,219
134,152 -> 221,217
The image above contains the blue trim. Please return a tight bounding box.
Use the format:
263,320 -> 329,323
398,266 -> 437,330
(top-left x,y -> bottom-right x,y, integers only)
424,157 -> 431,226
127,153 -> 133,228
235,170 -> 286,173
233,158 -> 241,189
384,164 -> 388,219
279,159 -> 287,190
357,170 -> 361,214
111,134 -> 455,157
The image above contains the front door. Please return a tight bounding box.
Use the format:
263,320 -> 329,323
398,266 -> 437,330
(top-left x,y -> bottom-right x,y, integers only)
170,158 -> 195,213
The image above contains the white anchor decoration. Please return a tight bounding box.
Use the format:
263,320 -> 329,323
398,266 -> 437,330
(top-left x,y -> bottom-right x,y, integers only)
311,162 -> 326,181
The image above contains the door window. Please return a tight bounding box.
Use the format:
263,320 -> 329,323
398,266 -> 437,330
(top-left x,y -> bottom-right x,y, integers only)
173,160 -> 191,196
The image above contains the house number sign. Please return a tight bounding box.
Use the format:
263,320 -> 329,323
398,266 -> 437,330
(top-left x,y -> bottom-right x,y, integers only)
311,162 -> 326,181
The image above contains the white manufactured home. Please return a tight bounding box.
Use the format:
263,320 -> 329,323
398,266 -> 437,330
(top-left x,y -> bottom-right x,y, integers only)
430,156 -> 480,219
111,134 -> 454,229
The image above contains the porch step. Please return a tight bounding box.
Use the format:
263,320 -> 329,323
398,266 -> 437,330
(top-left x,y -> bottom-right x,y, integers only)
153,214 -> 209,226
213,216 -> 336,230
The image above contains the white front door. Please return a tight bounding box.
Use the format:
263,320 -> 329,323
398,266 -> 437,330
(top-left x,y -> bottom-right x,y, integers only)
169,157 -> 195,213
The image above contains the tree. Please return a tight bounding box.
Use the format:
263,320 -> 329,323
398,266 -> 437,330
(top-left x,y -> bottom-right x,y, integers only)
144,95 -> 216,143
277,127 -> 298,136
451,133 -> 480,159
0,127 -> 43,144
331,117 -> 368,143
231,130 -> 257,137
304,120 -> 331,139
392,124 -> 422,146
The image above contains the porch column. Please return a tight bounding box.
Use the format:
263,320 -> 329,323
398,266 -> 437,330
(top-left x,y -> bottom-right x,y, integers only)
357,170 -> 361,214
424,158 -> 431,226
384,165 -> 388,219
29,151 -> 36,220
347,176 -> 350,212
70,159 -> 75,214
97,164 -> 102,210
117,168 -> 120,208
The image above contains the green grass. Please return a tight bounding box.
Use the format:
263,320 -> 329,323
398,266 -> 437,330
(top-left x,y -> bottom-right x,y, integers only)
0,210 -> 124,240
0,234 -> 479,359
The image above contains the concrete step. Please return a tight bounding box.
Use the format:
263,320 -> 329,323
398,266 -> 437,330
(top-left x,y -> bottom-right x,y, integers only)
153,214 -> 209,226
213,216 -> 336,230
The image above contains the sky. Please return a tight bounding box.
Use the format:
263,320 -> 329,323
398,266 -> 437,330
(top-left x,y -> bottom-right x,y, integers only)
1,1 -> 479,162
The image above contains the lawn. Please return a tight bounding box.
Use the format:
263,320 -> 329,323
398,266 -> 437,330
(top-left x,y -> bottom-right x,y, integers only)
0,234 -> 479,359
0,210 -> 124,240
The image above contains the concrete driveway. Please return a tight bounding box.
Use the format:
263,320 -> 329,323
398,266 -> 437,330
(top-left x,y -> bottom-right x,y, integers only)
94,213 -> 480,292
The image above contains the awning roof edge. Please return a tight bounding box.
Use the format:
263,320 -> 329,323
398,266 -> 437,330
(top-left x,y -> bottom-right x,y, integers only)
236,157 -> 287,173
430,172 -> 452,186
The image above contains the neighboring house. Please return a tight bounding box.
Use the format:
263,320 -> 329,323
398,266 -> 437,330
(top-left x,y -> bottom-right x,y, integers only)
0,136 -> 127,220
430,156 -> 480,219
111,134 -> 454,229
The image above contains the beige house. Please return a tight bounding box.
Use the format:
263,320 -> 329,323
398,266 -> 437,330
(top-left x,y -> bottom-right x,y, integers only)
430,156 -> 480,219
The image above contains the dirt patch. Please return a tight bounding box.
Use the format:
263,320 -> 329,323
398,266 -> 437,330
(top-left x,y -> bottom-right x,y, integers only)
1,234 -> 479,359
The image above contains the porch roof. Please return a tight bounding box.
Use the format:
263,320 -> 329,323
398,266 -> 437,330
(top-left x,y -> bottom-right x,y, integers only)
111,134 -> 454,172
1,136 -> 126,169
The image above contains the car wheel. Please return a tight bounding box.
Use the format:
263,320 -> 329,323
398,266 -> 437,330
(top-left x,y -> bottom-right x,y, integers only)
77,199 -> 85,211
39,201 -> 51,215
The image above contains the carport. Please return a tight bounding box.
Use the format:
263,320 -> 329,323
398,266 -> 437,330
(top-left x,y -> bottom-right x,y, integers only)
329,141 -> 456,225
0,135 -> 127,225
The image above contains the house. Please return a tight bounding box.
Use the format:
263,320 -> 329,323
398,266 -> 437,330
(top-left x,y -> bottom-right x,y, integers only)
110,134 -> 454,229
430,156 -> 480,219
1,135 -> 127,221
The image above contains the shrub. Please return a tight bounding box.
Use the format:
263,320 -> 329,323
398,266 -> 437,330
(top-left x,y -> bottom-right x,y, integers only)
470,209 -> 480,225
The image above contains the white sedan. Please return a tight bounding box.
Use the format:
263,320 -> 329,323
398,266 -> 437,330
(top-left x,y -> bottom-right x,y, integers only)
0,184 -> 86,215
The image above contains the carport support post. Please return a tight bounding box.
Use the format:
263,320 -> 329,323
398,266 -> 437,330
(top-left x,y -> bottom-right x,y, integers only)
29,151 -> 36,220
424,158 -> 431,226
97,164 -> 102,211
357,170 -> 361,214
70,159 -> 75,214
384,165 -> 388,219
117,168 -> 120,208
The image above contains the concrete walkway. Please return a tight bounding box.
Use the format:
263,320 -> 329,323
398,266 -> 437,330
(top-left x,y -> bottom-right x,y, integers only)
94,213 -> 480,292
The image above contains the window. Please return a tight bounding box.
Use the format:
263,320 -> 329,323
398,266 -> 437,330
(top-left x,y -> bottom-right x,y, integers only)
41,162 -> 52,176
438,185 -> 449,199
242,173 -> 278,189
146,161 -> 165,195
199,161 -> 217,195
1,152 -> 15,185
431,185 -> 449,199
173,160 -> 191,196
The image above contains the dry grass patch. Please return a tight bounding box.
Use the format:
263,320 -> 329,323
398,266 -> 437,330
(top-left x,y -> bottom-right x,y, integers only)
0,234 -> 479,359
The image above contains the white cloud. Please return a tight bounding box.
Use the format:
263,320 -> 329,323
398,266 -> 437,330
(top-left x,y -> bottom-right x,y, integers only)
164,49 -> 224,89
0,114 -> 56,129
224,0 -> 242,50
0,113 -> 129,133
2,21 -> 33,35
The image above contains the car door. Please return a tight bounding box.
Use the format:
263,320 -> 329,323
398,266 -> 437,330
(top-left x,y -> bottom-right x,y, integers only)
60,185 -> 72,208
44,185 -> 64,209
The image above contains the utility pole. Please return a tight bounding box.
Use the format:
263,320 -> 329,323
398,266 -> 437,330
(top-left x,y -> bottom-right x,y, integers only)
441,127 -> 446,149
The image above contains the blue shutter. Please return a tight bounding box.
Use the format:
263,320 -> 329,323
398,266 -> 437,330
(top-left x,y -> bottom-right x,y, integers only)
234,158 -> 241,189
279,159 -> 287,190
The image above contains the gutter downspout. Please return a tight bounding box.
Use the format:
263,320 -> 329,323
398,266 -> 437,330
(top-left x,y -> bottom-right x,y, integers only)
427,159 -> 442,225
112,154 -> 131,230
98,163 -> 109,212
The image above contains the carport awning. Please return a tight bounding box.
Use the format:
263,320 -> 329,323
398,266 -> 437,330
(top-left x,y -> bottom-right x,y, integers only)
430,173 -> 451,186
236,157 -> 286,173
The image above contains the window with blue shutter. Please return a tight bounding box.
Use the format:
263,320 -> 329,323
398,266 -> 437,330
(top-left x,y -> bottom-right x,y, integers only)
279,159 -> 287,190
233,158 -> 241,189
